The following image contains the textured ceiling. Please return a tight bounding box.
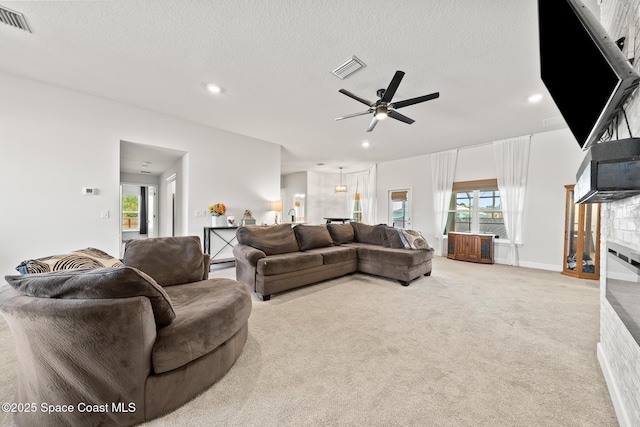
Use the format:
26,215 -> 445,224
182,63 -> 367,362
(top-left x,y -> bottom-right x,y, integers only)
0,0 -> 572,174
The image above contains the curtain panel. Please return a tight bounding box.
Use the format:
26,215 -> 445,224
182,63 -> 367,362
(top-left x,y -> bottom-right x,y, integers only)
430,149 -> 458,256
493,135 -> 531,266
346,165 -> 376,224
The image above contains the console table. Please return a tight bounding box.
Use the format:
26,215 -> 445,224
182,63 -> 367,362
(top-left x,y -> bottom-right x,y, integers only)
203,226 -> 238,264
447,232 -> 494,264
324,218 -> 354,224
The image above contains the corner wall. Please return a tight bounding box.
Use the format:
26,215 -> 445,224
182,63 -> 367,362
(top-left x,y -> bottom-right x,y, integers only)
0,72 -> 281,276
375,128 -> 582,269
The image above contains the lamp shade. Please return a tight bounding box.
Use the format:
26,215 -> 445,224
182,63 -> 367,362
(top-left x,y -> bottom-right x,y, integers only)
270,200 -> 283,211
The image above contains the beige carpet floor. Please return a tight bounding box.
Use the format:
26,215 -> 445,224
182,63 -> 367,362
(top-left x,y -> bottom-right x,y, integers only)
0,257 -> 618,426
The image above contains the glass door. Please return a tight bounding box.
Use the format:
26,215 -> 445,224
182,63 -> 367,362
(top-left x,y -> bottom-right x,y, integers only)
389,189 -> 411,229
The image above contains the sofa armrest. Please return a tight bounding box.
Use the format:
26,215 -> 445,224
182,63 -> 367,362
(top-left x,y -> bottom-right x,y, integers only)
233,244 -> 266,265
0,285 -> 155,426
233,244 -> 266,291
203,253 -> 210,280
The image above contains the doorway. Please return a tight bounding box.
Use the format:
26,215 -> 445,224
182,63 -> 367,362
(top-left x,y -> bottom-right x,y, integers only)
119,140 -> 188,250
120,183 -> 158,242
389,188 -> 411,229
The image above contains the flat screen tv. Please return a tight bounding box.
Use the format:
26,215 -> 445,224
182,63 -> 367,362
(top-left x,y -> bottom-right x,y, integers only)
538,0 -> 640,149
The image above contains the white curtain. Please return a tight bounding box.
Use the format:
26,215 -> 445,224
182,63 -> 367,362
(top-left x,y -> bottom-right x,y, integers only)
346,166 -> 376,224
430,149 -> 458,256
493,135 -> 531,266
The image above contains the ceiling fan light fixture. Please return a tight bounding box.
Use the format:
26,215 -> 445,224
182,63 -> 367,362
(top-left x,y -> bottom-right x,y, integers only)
375,105 -> 388,120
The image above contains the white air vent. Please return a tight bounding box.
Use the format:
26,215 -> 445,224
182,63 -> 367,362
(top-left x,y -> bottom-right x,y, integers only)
0,5 -> 31,32
331,55 -> 366,79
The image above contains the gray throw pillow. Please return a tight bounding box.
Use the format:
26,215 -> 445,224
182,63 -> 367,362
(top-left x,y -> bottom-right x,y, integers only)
5,266 -> 176,327
294,224 -> 334,251
327,223 -> 355,245
350,222 -> 385,246
236,224 -> 300,255
384,227 -> 406,249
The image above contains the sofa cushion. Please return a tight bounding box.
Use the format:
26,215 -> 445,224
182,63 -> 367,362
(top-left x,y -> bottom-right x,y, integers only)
398,229 -> 433,250
122,236 -> 205,287
153,278 -> 252,373
351,222 -> 385,246
327,223 -> 355,245
236,224 -> 299,255
305,246 -> 357,265
4,266 -> 176,327
384,227 -> 406,249
16,248 -> 123,274
349,243 -> 433,266
256,252 -> 323,276
294,224 -> 334,251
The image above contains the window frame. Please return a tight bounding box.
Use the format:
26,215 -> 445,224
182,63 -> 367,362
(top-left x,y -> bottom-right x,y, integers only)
445,179 -> 508,240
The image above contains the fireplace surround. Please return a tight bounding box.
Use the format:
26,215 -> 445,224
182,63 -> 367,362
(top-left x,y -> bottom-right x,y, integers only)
605,241 -> 640,345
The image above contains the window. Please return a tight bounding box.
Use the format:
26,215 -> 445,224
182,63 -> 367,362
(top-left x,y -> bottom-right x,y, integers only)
445,179 -> 506,239
122,194 -> 140,230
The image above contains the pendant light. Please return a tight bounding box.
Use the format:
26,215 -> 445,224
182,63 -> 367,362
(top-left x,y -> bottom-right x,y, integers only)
335,167 -> 347,193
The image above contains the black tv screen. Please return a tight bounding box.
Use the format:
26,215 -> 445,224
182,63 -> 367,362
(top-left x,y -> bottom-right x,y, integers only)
538,0 -> 640,149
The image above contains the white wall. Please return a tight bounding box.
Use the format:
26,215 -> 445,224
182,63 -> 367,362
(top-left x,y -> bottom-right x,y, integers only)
519,129 -> 585,270
0,72 -> 281,276
374,128 -> 583,269
305,171 -> 350,224
376,153 -> 434,236
282,172 -> 307,222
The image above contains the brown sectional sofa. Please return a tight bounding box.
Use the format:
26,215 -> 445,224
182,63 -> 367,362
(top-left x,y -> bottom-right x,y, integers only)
0,236 -> 251,427
233,222 -> 434,301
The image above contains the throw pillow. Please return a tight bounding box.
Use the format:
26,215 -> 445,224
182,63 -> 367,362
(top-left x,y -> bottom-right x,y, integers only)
384,227 -> 406,249
350,222 -> 385,246
16,248 -> 123,274
5,266 -> 176,327
326,223 -> 355,245
293,224 -> 334,251
398,229 -> 433,250
236,224 -> 300,255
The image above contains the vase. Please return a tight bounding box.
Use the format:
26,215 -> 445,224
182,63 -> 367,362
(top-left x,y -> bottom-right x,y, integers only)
212,215 -> 226,227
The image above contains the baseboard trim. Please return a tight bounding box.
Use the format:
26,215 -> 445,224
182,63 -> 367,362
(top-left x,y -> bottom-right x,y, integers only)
515,260 -> 561,271
597,342 -> 631,427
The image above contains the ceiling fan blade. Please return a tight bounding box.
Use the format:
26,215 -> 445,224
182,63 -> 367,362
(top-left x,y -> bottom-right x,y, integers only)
381,71 -> 405,103
339,89 -> 374,107
392,92 -> 440,109
335,110 -> 372,121
388,110 -> 415,124
366,117 -> 379,132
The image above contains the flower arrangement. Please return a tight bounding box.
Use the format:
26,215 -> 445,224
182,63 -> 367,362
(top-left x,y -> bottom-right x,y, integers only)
208,203 -> 226,216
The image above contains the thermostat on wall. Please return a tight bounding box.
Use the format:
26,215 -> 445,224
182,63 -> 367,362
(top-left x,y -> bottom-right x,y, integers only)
82,187 -> 98,195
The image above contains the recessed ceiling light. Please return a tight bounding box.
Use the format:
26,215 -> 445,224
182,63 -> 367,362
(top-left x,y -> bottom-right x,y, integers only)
206,84 -> 222,94
528,93 -> 543,103
362,141 -> 370,148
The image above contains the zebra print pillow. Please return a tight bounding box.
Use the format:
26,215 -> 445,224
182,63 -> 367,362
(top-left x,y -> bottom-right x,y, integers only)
16,248 -> 123,274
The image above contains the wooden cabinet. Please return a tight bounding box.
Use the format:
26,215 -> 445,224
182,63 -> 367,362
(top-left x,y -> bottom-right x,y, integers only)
562,185 -> 600,279
447,232 -> 494,264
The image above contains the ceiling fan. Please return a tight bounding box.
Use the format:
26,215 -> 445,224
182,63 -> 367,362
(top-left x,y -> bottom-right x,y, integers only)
335,70 -> 439,132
